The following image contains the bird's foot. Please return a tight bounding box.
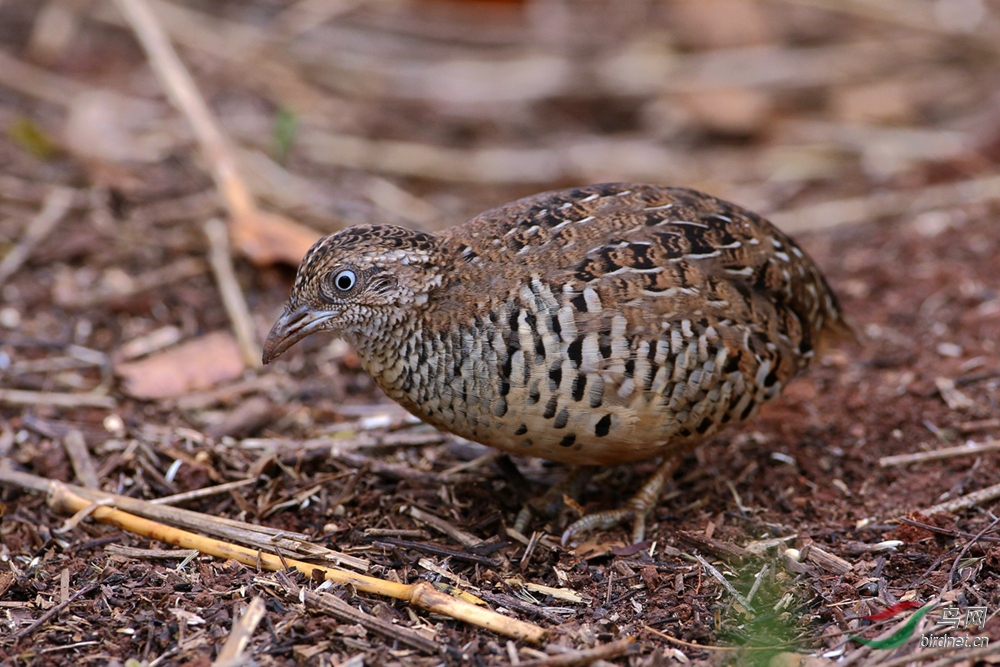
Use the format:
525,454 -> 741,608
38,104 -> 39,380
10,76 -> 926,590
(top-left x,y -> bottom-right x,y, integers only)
561,456 -> 681,546
512,465 -> 597,536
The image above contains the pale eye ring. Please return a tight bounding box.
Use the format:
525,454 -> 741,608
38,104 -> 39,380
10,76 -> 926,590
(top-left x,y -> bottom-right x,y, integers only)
333,269 -> 357,291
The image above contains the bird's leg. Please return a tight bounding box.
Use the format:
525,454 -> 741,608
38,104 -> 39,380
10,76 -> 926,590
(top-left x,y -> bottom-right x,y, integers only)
561,456 -> 682,545
513,465 -> 597,535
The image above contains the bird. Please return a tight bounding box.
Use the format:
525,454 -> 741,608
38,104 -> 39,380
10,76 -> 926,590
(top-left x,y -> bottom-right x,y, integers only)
263,183 -> 851,543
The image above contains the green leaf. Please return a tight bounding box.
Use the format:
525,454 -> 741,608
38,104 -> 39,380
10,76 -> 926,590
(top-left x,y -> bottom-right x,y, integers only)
273,108 -> 298,162
850,603 -> 934,650
8,116 -> 59,160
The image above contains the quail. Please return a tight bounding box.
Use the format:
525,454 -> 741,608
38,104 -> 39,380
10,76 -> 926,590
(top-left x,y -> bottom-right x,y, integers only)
263,183 -> 851,543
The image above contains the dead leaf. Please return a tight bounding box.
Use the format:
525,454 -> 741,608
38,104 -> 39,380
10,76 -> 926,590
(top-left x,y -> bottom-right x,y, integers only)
668,0 -> 776,49
573,535 -> 628,560
832,81 -> 915,125
116,331 -> 246,399
678,87 -> 773,137
230,210 -> 322,267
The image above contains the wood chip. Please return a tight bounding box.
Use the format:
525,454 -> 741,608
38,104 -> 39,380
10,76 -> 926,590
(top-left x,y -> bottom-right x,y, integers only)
934,377 -> 975,411
803,544 -> 853,574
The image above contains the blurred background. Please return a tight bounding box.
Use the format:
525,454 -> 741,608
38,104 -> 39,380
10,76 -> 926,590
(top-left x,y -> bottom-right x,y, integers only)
2,0 -> 998,240
3,0 -> 1000,390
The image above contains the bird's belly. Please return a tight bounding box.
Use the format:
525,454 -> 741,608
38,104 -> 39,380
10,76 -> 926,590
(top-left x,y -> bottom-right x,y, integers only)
419,376 -> 762,466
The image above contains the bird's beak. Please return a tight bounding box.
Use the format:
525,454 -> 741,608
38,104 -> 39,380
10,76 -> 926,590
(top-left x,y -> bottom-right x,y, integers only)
262,304 -> 337,364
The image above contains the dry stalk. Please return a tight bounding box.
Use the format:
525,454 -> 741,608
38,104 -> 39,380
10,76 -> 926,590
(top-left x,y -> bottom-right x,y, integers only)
112,0 -> 320,265
0,464 -> 546,643
204,218 -> 261,368
880,440 -> 1000,467
45,481 -> 545,642
212,597 -> 266,667
0,187 -> 74,287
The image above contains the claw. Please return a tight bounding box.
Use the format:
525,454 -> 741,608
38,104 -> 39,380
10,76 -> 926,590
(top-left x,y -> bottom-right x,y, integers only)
559,456 -> 682,546
512,465 -> 596,536
562,509 -> 635,546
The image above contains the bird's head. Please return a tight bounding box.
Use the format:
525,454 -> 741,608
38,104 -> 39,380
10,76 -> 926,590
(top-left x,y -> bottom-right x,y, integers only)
262,225 -> 447,364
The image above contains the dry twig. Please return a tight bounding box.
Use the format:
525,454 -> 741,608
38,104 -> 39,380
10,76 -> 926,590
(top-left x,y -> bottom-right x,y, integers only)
62,430 -> 99,490
204,218 -> 261,368
0,466 -> 546,643
9,583 -> 99,643
880,440 -> 1000,467
693,554 -> 754,612
0,187 -> 74,287
403,505 -> 483,548
212,597 -> 266,667
919,481 -> 1000,516
271,573 -> 441,655
0,388 -> 116,409
112,0 -> 320,265
515,638 -> 636,667
771,173 -> 1000,233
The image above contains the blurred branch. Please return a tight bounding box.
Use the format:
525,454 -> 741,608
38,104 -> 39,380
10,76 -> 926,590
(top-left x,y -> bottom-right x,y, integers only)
204,218 -> 262,369
112,0 -> 256,221
771,172 -> 1000,233
0,49 -> 90,106
0,187 -> 74,287
92,0 -> 338,121
775,0 -> 1000,46
112,0 -> 320,266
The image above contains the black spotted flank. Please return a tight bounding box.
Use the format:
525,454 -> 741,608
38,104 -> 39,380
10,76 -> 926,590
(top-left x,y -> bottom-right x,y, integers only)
514,424 -> 528,435
642,274 -> 670,293
548,365 -> 562,390
588,380 -> 604,408
696,417 -> 712,434
543,395 -> 559,419
507,307 -> 520,336
595,414 -> 612,437
554,407 -> 569,429
652,229 -> 686,257
724,353 -> 740,374
524,200 -> 569,228
571,293 -> 588,313
493,399 -> 508,417
559,434 -> 577,447
567,336 -> 584,366
598,332 -> 612,359
571,373 -> 586,401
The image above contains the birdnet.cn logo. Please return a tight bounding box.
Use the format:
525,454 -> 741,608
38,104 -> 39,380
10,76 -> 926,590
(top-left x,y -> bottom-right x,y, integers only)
850,601 -> 990,650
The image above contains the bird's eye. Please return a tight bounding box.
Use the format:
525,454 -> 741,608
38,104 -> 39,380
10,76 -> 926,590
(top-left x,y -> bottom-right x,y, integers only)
334,269 -> 357,291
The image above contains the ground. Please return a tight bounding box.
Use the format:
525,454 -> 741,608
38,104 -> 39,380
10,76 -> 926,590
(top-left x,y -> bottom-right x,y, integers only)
1,1 -> 999,666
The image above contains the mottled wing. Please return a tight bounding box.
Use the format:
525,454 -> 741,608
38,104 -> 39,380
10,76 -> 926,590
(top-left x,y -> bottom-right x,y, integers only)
437,184 -> 846,464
